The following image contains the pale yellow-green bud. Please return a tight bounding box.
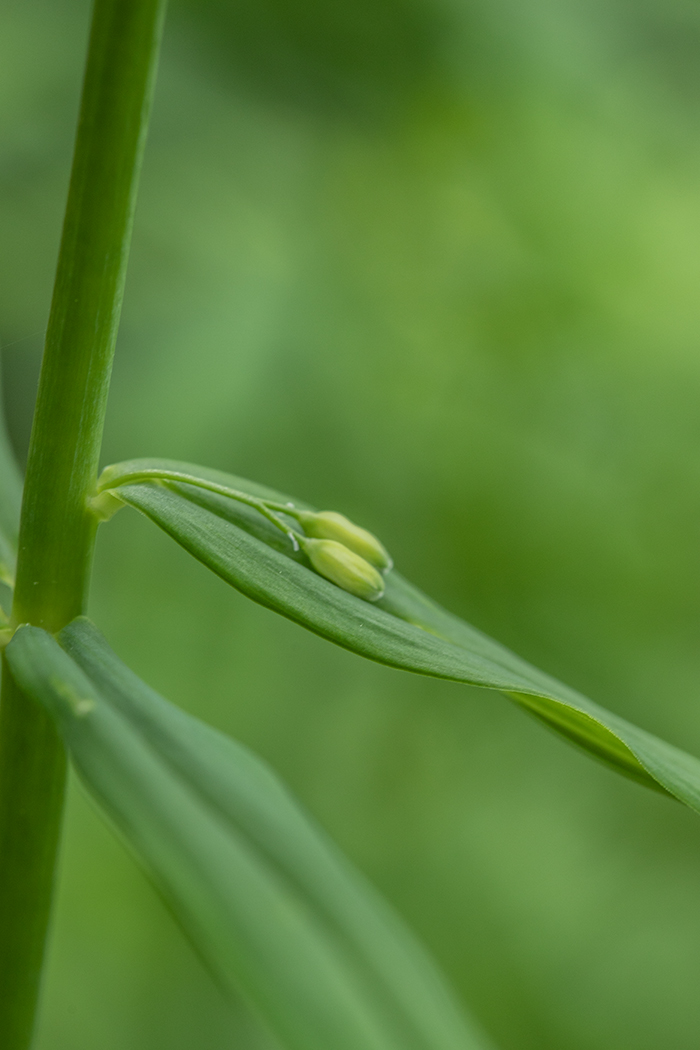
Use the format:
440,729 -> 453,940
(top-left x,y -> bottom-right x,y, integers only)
297,510 -> 392,572
302,538 -> 385,601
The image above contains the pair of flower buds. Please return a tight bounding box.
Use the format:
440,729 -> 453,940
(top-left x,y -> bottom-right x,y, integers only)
294,510 -> 392,602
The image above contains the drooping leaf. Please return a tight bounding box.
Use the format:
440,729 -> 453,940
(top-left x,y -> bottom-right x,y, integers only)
5,618 -> 494,1050
97,459 -> 700,809
0,368 -> 23,587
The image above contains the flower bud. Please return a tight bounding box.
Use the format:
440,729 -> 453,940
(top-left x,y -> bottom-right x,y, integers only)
297,511 -> 392,572
302,538 -> 385,601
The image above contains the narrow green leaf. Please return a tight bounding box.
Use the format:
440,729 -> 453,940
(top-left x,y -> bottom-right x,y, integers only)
98,459 -> 700,809
6,620 -> 493,1050
0,368 -> 23,587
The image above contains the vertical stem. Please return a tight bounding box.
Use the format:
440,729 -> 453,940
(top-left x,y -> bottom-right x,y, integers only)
0,2 -> 166,1047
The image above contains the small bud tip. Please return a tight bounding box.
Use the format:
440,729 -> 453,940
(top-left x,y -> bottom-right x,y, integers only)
297,510 -> 392,572
302,538 -> 385,601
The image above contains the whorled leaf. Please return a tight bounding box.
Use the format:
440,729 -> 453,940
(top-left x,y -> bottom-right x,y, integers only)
96,459 -> 700,810
5,618 -> 494,1050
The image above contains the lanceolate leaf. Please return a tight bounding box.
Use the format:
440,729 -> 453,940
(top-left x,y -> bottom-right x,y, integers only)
98,459 -> 700,809
0,369 -> 23,586
5,619 -> 494,1050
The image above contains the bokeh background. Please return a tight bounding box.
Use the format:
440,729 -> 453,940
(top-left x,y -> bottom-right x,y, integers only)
4,0 -> 700,1046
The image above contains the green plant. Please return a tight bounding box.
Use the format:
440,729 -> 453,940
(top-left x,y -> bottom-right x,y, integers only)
4,3 -> 700,1050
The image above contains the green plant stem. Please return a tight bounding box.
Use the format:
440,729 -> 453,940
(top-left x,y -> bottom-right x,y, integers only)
0,2 -> 166,1046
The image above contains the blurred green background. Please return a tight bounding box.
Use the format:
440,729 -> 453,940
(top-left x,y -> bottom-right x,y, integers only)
4,0 -> 700,1046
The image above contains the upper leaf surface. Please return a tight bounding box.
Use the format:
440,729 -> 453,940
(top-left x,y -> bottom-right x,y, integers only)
101,459 -> 700,809
6,619 -> 493,1050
